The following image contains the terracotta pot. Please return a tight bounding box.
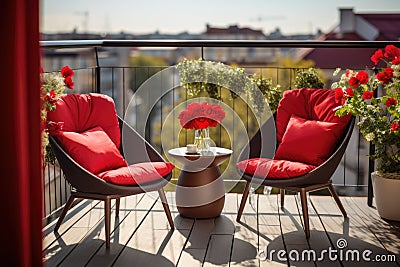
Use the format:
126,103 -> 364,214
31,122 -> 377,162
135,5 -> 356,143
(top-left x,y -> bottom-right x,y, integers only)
372,171 -> 400,221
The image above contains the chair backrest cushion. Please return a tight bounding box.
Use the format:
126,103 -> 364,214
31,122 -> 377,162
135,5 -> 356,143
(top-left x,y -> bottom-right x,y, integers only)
47,93 -> 121,148
56,126 -> 127,174
276,89 -> 350,144
274,89 -> 351,165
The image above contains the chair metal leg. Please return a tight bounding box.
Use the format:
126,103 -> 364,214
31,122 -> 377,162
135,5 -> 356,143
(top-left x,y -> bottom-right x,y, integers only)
158,189 -> 174,229
237,181 -> 251,222
280,189 -> 285,208
115,198 -> 120,217
300,189 -> 310,239
54,195 -> 75,232
328,184 -> 347,217
104,198 -> 111,248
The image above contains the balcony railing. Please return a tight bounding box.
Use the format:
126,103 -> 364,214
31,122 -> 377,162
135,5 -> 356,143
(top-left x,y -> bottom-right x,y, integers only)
40,39 -> 400,223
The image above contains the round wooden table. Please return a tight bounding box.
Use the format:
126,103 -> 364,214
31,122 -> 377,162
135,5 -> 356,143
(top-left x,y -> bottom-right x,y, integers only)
168,147 -> 232,219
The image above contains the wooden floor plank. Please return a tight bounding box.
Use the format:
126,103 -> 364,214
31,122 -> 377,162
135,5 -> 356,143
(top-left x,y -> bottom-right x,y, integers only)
230,191 -> 260,267
85,194 -> 160,267
42,194 -> 400,267
257,193 -> 288,267
58,195 -> 147,266
176,219 -> 215,266
112,196 -> 183,266
203,234 -> 233,267
177,248 -> 206,267
343,197 -> 400,265
44,200 -> 106,266
278,193 -> 314,267
43,199 -> 100,249
308,196 -> 342,267
312,195 -> 398,266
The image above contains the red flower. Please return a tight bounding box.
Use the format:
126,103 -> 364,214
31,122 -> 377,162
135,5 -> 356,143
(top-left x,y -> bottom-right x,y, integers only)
178,110 -> 193,129
208,119 -> 218,127
392,57 -> 400,65
376,68 -> 394,85
349,71 -> 369,88
385,97 -> 397,107
391,122 -> 399,133
45,89 -> 56,99
345,88 -> 354,97
335,88 -> 344,102
192,118 -> 209,129
371,49 -> 383,65
64,76 -> 75,89
362,91 -> 374,100
46,121 -> 64,135
207,104 -> 225,122
61,66 -> 74,78
178,102 -> 225,130
44,89 -> 56,103
356,71 -> 369,84
349,77 -> 360,88
384,45 -> 400,61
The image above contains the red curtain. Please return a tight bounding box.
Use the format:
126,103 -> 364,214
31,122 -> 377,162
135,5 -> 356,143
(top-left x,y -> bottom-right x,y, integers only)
0,0 -> 43,266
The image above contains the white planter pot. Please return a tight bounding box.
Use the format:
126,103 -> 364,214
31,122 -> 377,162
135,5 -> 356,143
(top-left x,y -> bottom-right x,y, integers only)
372,171 -> 400,221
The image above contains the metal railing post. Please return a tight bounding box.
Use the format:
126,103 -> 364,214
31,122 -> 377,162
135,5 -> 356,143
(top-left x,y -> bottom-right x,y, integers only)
94,47 -> 101,93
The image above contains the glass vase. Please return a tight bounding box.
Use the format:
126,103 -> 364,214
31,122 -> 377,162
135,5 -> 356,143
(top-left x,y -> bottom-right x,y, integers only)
194,128 -> 211,153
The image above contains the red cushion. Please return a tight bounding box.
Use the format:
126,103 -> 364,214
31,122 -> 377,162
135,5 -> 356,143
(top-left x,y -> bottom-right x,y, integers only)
47,93 -> 121,148
97,162 -> 175,185
274,115 -> 344,166
237,158 -> 315,179
56,126 -> 127,174
276,89 -> 351,145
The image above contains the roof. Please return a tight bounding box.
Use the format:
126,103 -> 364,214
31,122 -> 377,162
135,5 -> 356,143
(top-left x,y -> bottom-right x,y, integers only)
359,13 -> 400,40
298,10 -> 400,68
204,25 -> 265,36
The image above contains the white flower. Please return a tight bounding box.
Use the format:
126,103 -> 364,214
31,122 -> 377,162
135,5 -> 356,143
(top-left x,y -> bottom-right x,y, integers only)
365,133 -> 375,141
333,68 -> 341,76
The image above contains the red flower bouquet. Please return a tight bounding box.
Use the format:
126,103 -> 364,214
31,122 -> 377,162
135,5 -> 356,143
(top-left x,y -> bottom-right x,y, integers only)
178,102 -> 225,130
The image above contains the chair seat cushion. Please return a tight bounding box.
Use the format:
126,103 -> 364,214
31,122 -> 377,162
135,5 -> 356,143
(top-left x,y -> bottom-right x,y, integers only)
237,158 -> 316,179
274,115 -> 344,166
56,126 -> 127,174
97,162 -> 175,185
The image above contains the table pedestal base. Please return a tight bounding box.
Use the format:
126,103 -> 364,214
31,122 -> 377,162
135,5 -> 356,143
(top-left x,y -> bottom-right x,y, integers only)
176,166 -> 225,219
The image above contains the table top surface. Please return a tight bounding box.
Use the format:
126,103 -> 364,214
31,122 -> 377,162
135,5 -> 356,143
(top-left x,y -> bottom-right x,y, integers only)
168,147 -> 232,158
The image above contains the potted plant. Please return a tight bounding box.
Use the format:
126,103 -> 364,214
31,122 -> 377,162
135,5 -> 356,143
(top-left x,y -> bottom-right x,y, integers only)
176,58 -> 285,113
333,45 -> 400,221
294,67 -> 325,89
176,58 -> 253,99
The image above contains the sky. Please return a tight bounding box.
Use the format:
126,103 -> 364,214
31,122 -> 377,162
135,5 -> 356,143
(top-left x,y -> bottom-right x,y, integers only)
41,0 -> 400,36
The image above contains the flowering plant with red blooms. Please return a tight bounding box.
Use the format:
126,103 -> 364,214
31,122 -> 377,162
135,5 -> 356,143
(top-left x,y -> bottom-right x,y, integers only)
41,66 -> 74,164
333,45 -> 400,174
178,102 -> 225,130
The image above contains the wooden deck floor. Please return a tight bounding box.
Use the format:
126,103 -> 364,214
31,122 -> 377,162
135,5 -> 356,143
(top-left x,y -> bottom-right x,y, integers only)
43,193 -> 400,266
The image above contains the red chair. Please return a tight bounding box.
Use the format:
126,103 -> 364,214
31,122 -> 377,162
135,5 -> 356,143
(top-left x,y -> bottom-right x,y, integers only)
48,93 -> 174,247
236,89 -> 354,238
